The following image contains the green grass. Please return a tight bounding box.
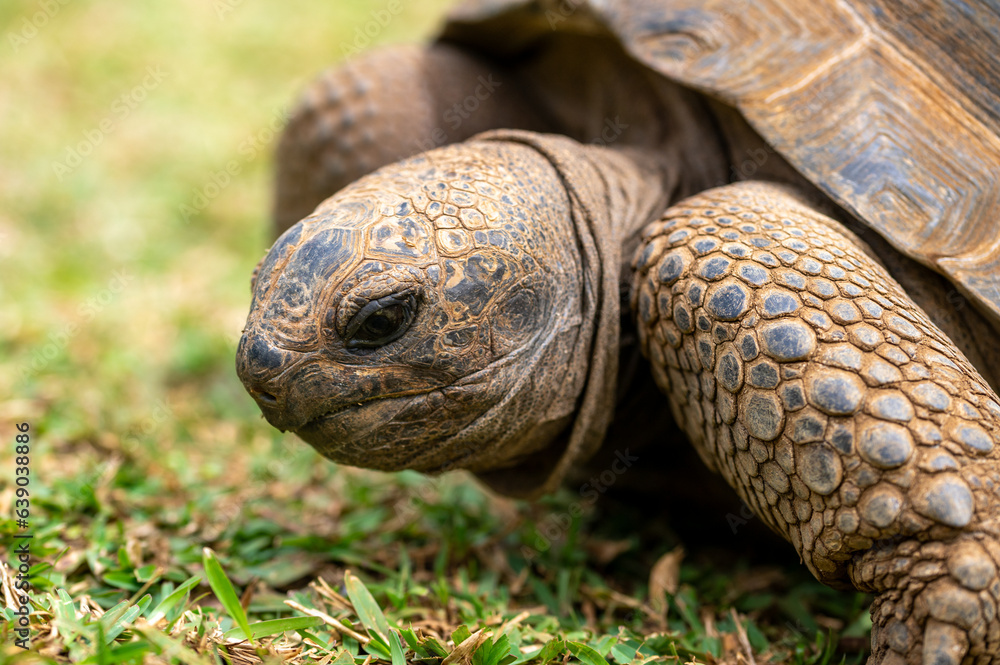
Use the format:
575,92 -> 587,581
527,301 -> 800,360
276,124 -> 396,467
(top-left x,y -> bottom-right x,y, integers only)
1,1 -> 871,663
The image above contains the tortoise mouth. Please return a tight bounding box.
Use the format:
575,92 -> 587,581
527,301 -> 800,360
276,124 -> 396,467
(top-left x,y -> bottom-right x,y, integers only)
292,385 -> 508,473
296,350 -> 522,434
302,401 -> 365,429
300,411 -> 346,432
299,391 -> 421,431
293,390 -> 471,472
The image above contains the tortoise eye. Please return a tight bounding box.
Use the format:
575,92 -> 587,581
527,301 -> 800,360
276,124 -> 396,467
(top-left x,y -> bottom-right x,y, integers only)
344,293 -> 416,349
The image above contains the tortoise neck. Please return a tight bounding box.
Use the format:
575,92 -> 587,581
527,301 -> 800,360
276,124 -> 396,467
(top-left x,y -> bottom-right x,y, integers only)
466,130 -> 672,496
588,143 -> 675,245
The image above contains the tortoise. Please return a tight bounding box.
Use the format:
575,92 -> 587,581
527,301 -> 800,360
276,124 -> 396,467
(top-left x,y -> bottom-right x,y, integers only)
236,1 -> 1000,662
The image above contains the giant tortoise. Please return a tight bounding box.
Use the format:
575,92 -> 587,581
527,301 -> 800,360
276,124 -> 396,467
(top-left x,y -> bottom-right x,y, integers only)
236,1 -> 1000,662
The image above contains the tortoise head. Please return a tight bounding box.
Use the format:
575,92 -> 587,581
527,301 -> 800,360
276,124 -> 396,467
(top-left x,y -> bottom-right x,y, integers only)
237,138 -> 597,474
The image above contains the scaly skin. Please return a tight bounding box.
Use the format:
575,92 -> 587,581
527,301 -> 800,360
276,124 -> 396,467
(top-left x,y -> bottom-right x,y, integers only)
631,182 -> 1000,664
244,41 -> 1000,663
240,132 -> 662,489
273,44 -> 549,235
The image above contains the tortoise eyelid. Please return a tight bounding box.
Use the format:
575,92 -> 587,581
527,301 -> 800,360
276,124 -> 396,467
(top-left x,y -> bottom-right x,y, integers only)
343,292 -> 417,348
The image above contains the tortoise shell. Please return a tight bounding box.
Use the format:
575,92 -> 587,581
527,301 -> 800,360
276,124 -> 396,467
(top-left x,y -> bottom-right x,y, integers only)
439,0 -> 1000,328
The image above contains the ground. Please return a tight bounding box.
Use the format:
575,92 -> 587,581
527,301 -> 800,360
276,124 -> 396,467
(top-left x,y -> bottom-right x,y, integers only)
0,1 -> 871,663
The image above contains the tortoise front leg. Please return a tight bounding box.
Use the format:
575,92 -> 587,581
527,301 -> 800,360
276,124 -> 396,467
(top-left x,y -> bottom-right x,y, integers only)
273,44 -> 548,236
631,182 -> 1000,664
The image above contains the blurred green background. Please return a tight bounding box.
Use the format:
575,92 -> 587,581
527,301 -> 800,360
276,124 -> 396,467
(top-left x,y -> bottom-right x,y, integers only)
2,0 -> 451,437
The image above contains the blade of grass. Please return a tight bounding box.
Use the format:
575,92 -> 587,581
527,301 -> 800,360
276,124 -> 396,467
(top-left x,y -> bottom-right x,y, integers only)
473,633 -> 514,665
94,623 -> 111,662
147,576 -> 201,625
423,636 -> 450,658
364,639 -> 393,660
534,638 -> 565,664
389,628 -> 407,665
452,625 -> 473,645
443,629 -> 492,665
202,547 -> 253,642
610,640 -> 638,664
223,616 -> 323,640
97,599 -> 132,633
567,641 -> 611,665
80,640 -> 159,664
344,570 -> 392,644
400,626 -> 421,651
105,595 -> 152,643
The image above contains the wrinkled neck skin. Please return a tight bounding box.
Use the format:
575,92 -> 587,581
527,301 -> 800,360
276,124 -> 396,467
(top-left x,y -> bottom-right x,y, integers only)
470,131 -> 670,497
237,129 -> 679,499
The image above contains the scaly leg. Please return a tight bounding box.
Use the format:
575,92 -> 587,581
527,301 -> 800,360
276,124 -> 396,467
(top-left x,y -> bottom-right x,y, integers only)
632,181 -> 1000,664
274,44 -> 549,235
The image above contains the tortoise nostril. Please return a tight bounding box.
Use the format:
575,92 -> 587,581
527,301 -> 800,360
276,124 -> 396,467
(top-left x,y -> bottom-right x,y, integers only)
256,390 -> 278,405
248,336 -> 290,372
